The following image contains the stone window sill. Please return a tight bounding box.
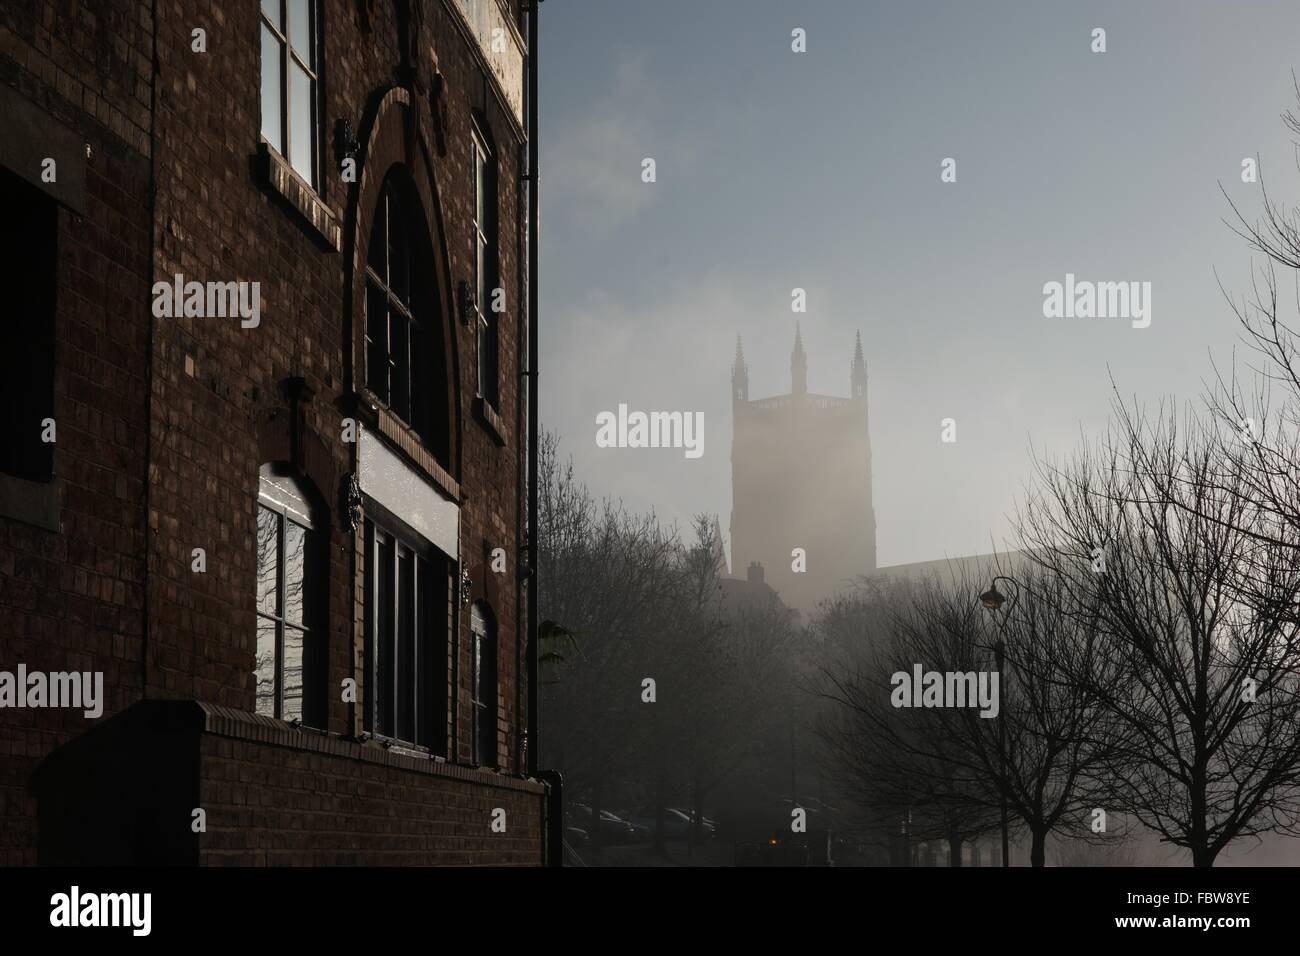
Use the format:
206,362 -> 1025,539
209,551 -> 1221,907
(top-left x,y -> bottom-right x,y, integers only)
0,473 -> 59,532
257,141 -> 341,252
475,397 -> 507,447
191,701 -> 546,793
356,390 -> 461,501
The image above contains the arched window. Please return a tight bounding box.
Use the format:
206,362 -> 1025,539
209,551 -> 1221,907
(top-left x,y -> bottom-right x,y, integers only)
255,464 -> 325,725
470,602 -> 498,768
364,170 -> 450,462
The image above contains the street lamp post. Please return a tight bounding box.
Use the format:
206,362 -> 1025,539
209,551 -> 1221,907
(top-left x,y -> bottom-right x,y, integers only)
979,575 -> 1021,868
993,638 -> 1008,868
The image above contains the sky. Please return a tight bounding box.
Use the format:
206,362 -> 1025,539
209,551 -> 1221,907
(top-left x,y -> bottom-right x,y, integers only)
538,0 -> 1300,570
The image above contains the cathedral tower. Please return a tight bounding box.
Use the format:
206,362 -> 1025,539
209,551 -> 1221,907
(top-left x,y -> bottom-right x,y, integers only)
729,328 -> 877,615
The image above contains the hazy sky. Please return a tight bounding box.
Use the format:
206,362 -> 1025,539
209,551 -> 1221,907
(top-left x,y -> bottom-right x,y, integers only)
539,0 -> 1300,569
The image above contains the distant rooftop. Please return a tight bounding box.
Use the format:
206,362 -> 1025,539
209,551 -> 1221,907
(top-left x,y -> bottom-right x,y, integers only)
718,561 -> 802,627
871,550 -> 1026,587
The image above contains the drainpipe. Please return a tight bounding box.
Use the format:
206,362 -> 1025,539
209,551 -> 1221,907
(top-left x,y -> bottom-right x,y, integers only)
515,156 -> 524,775
525,0 -> 540,780
141,0 -> 159,702
524,0 -> 563,866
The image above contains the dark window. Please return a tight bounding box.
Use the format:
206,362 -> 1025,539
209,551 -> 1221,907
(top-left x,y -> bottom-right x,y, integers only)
470,601 -> 498,768
472,130 -> 499,407
260,0 -> 319,187
255,466 -> 326,725
0,166 -> 56,482
365,173 -> 450,462
364,516 -> 449,752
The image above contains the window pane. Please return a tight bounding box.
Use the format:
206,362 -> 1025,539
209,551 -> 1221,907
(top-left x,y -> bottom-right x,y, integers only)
416,556 -> 431,748
283,625 -> 305,722
284,519 -> 307,626
288,0 -> 312,64
477,237 -> 488,311
389,208 -> 409,305
288,61 -> 314,184
376,532 -> 395,736
429,557 -> 452,755
472,632 -> 483,707
368,192 -> 387,275
469,604 -> 496,767
256,506 -> 279,616
475,147 -> 486,225
362,519 -> 375,732
472,633 -> 482,763
256,617 -> 278,717
391,314 -> 410,421
366,283 -> 389,402
483,632 -> 496,767
260,26 -> 282,152
397,548 -> 415,742
410,318 -> 429,439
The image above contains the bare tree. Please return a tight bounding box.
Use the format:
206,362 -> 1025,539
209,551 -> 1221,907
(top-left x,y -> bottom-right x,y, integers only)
815,568 -> 1117,867
1020,409 -> 1300,866
538,436 -> 794,857
1188,81 -> 1300,558
537,433 -> 678,843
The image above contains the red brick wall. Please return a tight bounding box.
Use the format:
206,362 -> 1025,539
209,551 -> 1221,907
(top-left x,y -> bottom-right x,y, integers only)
199,720 -> 544,867
1,0 -> 540,864
146,0 -> 529,767
0,1 -> 153,865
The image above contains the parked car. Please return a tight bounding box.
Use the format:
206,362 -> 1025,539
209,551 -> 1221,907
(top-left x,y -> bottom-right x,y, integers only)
627,807 -> 716,841
628,806 -> 689,840
566,804 -> 647,845
621,816 -> 652,843
670,808 -> 717,839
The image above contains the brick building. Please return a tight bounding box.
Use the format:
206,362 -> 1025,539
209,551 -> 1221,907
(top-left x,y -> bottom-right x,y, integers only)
0,0 -> 549,865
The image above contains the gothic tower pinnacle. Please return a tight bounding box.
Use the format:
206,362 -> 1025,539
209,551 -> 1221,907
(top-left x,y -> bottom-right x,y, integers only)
791,324 -> 807,395
732,335 -> 749,404
851,330 -> 867,401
